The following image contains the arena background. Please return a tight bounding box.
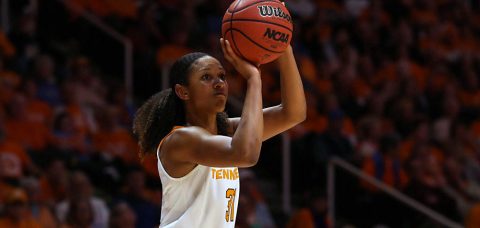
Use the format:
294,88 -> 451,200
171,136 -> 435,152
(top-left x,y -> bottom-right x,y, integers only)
0,0 -> 480,227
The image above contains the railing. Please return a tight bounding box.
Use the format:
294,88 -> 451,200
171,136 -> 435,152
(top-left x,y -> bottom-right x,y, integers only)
327,157 -> 463,228
56,0 -> 134,104
282,132 -> 291,214
1,0 -> 9,32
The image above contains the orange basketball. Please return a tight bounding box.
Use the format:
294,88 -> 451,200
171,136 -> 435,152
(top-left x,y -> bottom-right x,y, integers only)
222,0 -> 293,65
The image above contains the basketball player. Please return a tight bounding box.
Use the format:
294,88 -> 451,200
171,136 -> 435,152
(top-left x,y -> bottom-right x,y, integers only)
133,38 -> 306,227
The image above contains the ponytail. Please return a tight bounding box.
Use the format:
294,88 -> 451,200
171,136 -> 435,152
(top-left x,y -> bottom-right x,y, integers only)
133,88 -> 186,158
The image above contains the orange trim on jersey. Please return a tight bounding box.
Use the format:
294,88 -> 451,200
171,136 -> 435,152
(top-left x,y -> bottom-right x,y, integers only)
157,126 -> 184,152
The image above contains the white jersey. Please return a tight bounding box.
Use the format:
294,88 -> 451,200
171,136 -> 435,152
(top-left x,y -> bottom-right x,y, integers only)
157,127 -> 240,228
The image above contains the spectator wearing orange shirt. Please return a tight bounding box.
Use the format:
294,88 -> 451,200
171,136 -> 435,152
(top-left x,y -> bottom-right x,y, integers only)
359,0 -> 391,26
458,66 -> 480,111
355,116 -> 381,159
289,89 -> 328,140
21,177 -> 58,228
0,188 -> 42,228
4,94 -> 51,152
0,29 -> 16,58
287,188 -> 329,228
61,82 -> 97,137
37,158 -> 68,206
0,123 -> 37,182
362,134 -> 409,192
390,97 -> 422,138
106,83 -> 135,129
21,79 -> 54,128
156,29 -> 192,67
68,0 -> 138,19
398,119 -> 445,164
411,0 -> 439,28
361,134 -> 411,227
32,55 -> 62,107
0,58 -> 20,107
92,106 -> 139,165
51,111 -> 91,155
466,203 -> 480,228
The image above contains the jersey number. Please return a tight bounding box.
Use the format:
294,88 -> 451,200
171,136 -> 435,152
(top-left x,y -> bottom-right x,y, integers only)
225,188 -> 236,222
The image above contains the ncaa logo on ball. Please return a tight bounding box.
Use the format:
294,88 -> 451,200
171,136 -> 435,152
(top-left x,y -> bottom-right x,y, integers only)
263,27 -> 289,44
257,5 -> 292,23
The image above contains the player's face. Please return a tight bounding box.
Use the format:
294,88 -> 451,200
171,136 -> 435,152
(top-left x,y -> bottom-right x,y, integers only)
185,56 -> 228,113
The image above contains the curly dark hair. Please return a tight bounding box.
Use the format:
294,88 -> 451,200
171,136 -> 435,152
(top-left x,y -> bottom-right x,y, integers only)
133,53 -> 230,158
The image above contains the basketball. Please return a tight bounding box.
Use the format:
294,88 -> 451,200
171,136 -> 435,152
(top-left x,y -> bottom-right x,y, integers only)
222,0 -> 293,65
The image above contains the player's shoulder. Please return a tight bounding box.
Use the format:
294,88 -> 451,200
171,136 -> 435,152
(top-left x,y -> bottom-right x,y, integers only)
171,126 -> 211,137
160,126 -> 214,161
164,126 -> 211,148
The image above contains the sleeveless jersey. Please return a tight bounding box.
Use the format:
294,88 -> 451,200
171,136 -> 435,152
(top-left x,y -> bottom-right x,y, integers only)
157,127 -> 240,228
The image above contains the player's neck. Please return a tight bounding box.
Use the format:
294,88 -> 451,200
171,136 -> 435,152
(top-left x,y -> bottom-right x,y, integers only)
185,112 -> 218,134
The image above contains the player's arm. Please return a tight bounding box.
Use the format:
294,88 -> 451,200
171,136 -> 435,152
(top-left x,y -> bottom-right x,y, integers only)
163,39 -> 263,168
230,45 -> 306,141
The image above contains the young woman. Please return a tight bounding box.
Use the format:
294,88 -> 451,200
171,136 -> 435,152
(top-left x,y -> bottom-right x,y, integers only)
133,39 -> 306,227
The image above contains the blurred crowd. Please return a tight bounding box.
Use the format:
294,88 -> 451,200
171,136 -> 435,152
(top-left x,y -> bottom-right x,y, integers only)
1,0 -> 480,227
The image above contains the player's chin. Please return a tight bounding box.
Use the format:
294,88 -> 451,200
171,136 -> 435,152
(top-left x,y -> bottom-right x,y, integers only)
213,99 -> 227,112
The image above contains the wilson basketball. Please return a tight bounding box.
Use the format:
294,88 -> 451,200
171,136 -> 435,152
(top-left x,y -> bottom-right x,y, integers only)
222,0 -> 293,65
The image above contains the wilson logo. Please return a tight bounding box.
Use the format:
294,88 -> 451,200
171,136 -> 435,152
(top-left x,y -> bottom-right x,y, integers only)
257,5 -> 292,23
263,28 -> 289,43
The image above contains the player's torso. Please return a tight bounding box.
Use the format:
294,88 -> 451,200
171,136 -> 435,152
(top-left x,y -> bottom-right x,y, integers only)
159,163 -> 240,228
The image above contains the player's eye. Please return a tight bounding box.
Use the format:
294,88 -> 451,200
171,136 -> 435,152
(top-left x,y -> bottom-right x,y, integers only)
219,73 -> 226,81
201,74 -> 211,80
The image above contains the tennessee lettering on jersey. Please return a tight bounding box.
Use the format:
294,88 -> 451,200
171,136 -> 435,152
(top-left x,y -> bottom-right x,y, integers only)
211,168 -> 239,180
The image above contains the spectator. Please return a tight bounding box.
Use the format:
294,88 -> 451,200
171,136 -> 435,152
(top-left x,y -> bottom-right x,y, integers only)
0,188 -> 42,228
236,169 -> 276,228
313,109 -> 354,161
21,79 -> 54,128
5,94 -> 51,152
465,203 -> 480,228
56,171 -> 109,228
66,56 -> 106,108
109,201 -> 136,228
21,177 -> 58,228
355,116 -> 382,158
405,145 -> 460,222
106,82 -> 135,129
92,105 -> 139,165
116,168 -> 160,228
38,158 -> 68,206
0,29 -> 16,58
32,55 -> 62,107
0,122 -> 37,182
8,13 -> 39,73
0,56 -> 21,104
51,111 -> 91,155
61,81 -> 97,136
61,198 -> 94,228
287,188 -> 329,228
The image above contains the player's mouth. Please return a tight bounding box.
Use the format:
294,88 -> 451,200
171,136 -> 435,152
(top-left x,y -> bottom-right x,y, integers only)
214,89 -> 227,97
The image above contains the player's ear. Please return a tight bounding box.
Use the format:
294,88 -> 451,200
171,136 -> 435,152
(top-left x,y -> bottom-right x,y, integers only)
174,84 -> 189,100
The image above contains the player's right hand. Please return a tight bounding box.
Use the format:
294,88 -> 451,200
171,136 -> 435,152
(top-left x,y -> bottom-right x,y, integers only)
220,38 -> 260,81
